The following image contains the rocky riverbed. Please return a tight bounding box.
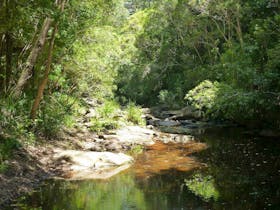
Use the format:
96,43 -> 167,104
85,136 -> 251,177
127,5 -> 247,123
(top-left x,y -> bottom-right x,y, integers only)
0,104 -> 202,208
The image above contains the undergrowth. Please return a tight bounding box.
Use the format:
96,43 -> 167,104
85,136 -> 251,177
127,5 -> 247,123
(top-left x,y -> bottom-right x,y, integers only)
90,100 -> 145,133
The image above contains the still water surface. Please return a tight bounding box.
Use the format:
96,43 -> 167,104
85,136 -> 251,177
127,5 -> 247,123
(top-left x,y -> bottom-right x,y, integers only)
10,128 -> 280,210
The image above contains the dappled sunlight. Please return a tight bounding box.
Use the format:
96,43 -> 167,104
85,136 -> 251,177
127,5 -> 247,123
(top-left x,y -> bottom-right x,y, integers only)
1,0 -> 280,208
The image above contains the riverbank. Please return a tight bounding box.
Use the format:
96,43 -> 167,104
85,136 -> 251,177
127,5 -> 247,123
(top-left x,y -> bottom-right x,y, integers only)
0,110 -> 199,208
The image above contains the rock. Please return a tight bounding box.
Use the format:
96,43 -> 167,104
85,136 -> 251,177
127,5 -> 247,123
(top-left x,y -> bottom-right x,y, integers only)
146,125 -> 154,129
102,135 -> 117,140
169,106 -> 202,120
83,98 -> 98,107
147,118 -> 160,126
106,143 -> 122,151
145,114 -> 161,126
158,126 -> 206,135
83,122 -> 92,128
145,113 -> 155,120
53,150 -> 133,179
54,150 -> 133,167
141,108 -> 151,114
85,108 -> 97,118
161,110 -> 182,118
91,145 -> 103,152
80,142 -> 98,150
157,120 -> 181,127
115,126 -> 155,146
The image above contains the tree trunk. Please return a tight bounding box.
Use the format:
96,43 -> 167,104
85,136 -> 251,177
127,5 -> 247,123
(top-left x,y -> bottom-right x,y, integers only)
5,32 -> 12,92
12,18 -> 52,98
30,26 -> 57,120
235,2 -> 243,49
0,34 -> 5,93
30,0 -> 66,119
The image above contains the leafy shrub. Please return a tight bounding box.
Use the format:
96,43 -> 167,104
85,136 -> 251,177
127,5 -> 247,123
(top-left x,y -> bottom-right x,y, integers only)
90,100 -> 146,132
125,102 -> 145,125
184,80 -> 274,126
90,100 -> 122,132
90,117 -> 120,133
0,96 -> 34,142
97,100 -> 120,118
36,93 -> 78,138
185,80 -> 219,114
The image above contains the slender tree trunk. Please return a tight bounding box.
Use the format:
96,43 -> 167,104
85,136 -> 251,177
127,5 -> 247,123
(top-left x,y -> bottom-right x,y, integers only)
236,16 -> 243,49
5,33 -> 12,92
18,22 -> 39,66
30,0 -> 66,119
12,18 -> 52,98
30,26 -> 57,120
0,34 -> 5,93
235,1 -> 243,49
5,0 -> 12,92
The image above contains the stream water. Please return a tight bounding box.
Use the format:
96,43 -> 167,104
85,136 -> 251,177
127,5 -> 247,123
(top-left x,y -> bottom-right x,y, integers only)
9,127 -> 280,210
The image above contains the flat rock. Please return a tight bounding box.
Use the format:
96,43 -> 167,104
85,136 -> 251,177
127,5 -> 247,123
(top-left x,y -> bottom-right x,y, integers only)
53,150 -> 133,179
157,120 -> 181,127
115,126 -> 156,145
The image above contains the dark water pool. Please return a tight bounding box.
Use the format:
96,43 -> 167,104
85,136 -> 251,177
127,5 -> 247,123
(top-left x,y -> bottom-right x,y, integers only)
8,128 -> 280,210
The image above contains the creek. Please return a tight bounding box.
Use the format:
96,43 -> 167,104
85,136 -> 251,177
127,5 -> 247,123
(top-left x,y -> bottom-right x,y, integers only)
8,127 -> 280,210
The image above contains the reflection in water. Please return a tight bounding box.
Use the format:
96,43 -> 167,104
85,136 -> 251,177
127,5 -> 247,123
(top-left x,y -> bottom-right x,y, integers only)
9,128 -> 280,210
185,174 -> 219,201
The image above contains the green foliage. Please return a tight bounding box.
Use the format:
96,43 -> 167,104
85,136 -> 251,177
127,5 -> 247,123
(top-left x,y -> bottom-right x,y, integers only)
158,90 -> 175,107
184,79 -> 279,127
90,100 -> 122,133
185,173 -> 220,201
125,102 -> 145,125
185,80 -> 219,114
98,100 -> 120,118
0,138 -> 20,160
0,137 -> 21,173
0,96 -> 35,142
184,81 -> 250,121
115,0 -> 280,128
0,0 -> 279,148
90,100 -> 146,133
35,93 -> 78,138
